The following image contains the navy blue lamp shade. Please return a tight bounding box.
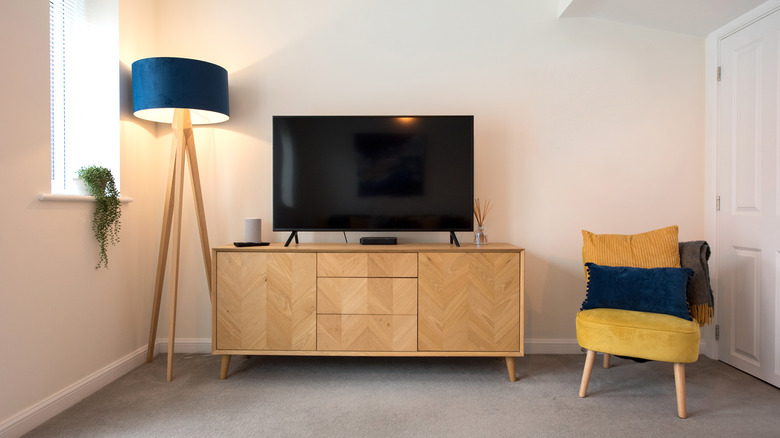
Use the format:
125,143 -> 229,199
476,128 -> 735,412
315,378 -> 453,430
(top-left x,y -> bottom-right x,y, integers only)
132,57 -> 229,124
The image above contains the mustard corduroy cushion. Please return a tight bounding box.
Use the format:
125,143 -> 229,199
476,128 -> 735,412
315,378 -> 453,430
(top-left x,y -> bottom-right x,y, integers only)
576,308 -> 699,363
582,226 -> 681,276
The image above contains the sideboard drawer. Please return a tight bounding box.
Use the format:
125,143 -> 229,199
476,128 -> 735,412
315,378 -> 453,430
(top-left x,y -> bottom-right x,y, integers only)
317,277 -> 417,315
317,252 -> 417,278
317,314 -> 417,351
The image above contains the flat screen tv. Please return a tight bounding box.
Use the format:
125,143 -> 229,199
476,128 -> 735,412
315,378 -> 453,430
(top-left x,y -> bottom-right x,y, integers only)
272,115 -> 474,244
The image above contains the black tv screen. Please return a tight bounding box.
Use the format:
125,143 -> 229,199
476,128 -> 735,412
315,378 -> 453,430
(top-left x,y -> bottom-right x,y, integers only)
272,115 -> 474,233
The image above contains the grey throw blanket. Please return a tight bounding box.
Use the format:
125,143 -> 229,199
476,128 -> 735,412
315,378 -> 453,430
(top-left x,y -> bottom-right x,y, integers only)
679,241 -> 714,326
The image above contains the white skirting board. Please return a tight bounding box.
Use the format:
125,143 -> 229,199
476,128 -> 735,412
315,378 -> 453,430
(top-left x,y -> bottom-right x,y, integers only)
154,338 -> 213,354
524,339 -> 582,354
526,339 -> 713,357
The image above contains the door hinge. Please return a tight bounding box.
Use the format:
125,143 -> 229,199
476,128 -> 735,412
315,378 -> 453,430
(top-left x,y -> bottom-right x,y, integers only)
716,195 -> 721,211
717,66 -> 722,81
715,324 -> 720,340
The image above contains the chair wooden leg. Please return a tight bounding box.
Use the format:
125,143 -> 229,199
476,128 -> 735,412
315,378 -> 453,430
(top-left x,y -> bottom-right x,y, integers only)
579,349 -> 596,398
603,353 -> 611,369
674,363 -> 687,418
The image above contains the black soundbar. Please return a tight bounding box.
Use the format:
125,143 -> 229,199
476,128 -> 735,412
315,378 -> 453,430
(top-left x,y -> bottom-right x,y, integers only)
360,237 -> 397,245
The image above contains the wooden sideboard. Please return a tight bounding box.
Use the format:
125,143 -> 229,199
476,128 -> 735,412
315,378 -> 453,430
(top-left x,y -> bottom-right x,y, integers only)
211,242 -> 524,381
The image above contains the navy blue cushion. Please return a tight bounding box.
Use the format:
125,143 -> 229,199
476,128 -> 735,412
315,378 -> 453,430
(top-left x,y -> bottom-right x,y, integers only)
581,263 -> 693,320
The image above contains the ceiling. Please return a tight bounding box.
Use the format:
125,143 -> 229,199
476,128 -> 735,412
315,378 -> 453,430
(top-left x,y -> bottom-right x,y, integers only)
558,0 -> 770,36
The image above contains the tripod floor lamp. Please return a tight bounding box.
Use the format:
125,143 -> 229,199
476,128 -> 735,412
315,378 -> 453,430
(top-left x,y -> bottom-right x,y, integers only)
132,57 -> 230,381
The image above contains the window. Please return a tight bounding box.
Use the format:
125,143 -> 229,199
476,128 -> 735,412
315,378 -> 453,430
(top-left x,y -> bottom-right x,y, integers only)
49,0 -> 119,195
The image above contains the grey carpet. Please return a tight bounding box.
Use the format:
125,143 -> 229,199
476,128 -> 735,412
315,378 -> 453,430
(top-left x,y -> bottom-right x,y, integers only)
24,354 -> 780,437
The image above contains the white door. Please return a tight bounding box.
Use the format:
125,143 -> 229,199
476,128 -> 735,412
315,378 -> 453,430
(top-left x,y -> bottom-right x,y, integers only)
717,8 -> 780,387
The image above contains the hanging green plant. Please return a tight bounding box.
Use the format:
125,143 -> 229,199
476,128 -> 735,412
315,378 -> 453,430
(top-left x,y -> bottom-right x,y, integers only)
77,165 -> 122,269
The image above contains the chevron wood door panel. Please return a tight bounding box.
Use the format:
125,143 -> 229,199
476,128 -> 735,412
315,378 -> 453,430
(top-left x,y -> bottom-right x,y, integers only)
418,252 -> 520,352
317,252 -> 417,277
317,315 -> 417,351
215,252 -> 316,351
317,278 -> 417,315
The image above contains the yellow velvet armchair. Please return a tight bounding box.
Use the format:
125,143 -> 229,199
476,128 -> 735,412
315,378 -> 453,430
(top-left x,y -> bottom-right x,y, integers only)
575,226 -> 712,419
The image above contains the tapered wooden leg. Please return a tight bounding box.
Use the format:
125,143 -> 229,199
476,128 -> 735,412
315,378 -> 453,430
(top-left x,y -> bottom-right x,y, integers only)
579,349 -> 596,398
505,357 -> 517,382
185,140 -> 213,298
220,355 -> 232,380
603,353 -> 611,369
166,109 -> 188,382
146,138 -> 179,363
674,363 -> 687,419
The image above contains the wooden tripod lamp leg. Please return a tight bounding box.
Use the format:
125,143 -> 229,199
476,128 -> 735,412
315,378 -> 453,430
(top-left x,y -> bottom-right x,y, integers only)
165,109 -> 190,382
146,127 -> 179,363
184,140 -> 213,298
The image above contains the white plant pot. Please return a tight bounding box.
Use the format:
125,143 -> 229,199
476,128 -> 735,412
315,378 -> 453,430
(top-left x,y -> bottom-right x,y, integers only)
74,178 -> 91,196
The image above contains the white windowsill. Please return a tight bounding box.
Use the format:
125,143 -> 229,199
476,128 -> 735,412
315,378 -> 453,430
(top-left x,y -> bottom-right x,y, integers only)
37,193 -> 134,203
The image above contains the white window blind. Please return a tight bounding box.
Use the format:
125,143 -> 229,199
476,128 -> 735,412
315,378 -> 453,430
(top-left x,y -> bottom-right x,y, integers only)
49,0 -> 119,195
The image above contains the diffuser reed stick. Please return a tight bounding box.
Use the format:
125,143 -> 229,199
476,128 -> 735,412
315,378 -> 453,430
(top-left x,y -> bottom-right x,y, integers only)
474,198 -> 491,227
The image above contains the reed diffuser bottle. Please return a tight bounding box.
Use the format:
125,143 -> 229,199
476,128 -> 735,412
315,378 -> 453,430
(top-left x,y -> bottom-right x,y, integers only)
473,198 -> 491,245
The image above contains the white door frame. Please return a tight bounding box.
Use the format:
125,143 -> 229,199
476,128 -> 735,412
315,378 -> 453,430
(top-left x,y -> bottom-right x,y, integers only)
705,0 -> 780,360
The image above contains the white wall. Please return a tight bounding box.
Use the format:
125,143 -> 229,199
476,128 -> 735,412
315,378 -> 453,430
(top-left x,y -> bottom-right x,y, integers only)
149,0 -> 705,347
0,0 -> 706,434
0,0 -> 160,435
